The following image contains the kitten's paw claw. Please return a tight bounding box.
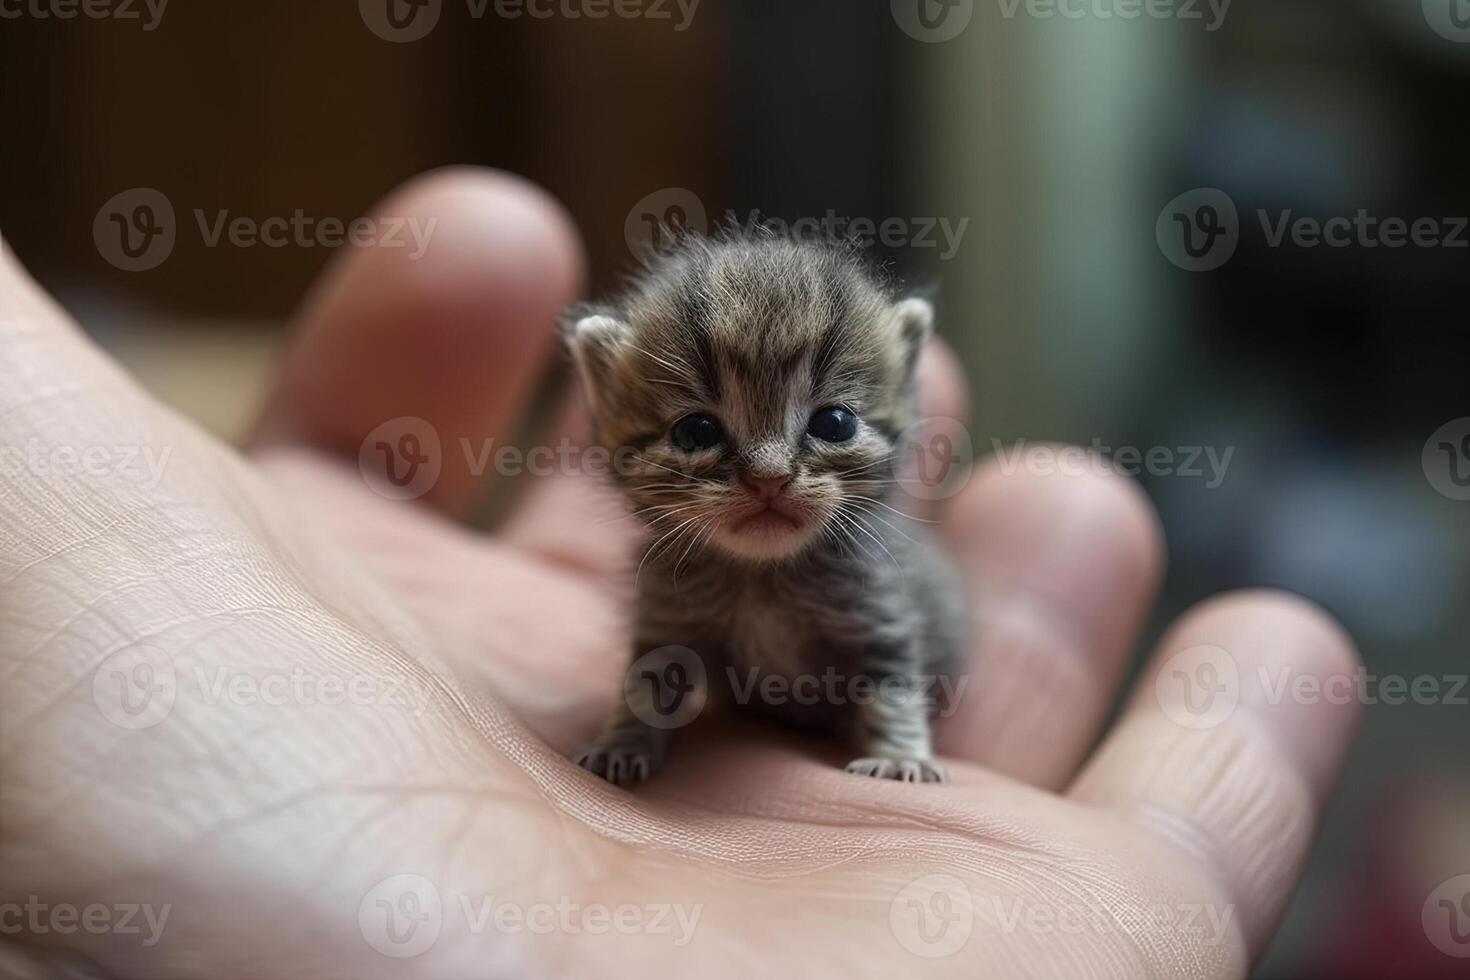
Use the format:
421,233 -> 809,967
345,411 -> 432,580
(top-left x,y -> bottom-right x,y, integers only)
845,756 -> 949,784
573,743 -> 660,786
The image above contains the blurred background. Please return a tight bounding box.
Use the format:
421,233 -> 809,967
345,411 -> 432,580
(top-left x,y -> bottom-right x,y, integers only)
2,0 -> 1467,974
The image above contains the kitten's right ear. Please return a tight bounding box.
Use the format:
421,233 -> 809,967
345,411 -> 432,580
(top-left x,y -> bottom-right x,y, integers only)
559,305 -> 629,396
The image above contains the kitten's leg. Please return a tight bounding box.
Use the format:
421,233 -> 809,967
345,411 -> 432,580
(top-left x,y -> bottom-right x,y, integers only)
573,648 -> 693,786
572,700 -> 669,786
845,659 -> 948,784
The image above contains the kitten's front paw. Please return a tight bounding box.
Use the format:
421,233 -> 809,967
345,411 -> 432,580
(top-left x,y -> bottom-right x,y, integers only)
573,740 -> 663,786
845,756 -> 949,784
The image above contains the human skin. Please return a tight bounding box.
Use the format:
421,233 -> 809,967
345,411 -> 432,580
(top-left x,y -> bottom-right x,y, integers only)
0,169 -> 1360,978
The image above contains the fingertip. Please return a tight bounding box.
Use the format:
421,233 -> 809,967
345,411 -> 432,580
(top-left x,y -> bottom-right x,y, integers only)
947,447 -> 1166,613
935,446 -> 1165,786
362,167 -> 585,320
1142,588 -> 1363,804
916,336 -> 969,426
258,168 -> 588,519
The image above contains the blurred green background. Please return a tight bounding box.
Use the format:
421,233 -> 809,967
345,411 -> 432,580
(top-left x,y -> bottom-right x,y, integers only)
2,1 -> 1468,974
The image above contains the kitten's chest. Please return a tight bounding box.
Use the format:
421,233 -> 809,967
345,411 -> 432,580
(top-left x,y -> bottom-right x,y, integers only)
717,577 -> 859,677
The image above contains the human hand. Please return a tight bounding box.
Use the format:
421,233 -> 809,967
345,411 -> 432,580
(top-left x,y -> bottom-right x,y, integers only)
0,169 -> 1360,978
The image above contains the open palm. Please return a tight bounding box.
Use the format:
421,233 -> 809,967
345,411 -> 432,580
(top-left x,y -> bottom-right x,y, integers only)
0,170 -> 1360,979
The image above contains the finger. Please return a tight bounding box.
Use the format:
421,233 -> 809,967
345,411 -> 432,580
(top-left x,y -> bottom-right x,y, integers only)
936,451 -> 1165,788
904,338 -> 971,523
252,168 -> 584,520
1069,590 -> 1362,959
0,238 -> 158,429
499,337 -> 973,578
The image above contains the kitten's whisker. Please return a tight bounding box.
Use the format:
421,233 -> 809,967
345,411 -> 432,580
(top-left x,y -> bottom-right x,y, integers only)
623,342 -> 701,384
845,494 -> 938,525
828,508 -> 892,572
834,506 -> 906,578
672,516 -> 718,586
629,455 -> 722,486
641,505 -> 702,526
844,501 -> 922,549
636,514 -> 703,587
832,458 -> 893,477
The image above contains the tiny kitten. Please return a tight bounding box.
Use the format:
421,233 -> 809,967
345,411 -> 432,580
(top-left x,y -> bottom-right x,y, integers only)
564,232 -> 967,785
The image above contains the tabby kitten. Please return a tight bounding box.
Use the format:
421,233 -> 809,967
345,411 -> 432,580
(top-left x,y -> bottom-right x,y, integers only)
565,233 -> 967,785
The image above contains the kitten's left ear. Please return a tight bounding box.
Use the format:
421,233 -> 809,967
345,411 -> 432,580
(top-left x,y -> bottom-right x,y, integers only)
892,296 -> 935,379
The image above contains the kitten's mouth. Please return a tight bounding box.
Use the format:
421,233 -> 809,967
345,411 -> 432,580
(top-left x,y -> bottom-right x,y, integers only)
732,506 -> 802,534
730,498 -> 804,533
714,498 -> 821,560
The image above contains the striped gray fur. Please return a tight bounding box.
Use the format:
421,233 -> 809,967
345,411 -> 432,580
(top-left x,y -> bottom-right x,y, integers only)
564,231 -> 968,786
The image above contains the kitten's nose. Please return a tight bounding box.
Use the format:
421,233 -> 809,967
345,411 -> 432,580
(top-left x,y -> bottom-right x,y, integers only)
742,474 -> 791,501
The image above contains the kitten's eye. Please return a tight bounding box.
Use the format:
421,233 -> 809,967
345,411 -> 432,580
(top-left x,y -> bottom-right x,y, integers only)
808,407 -> 858,443
671,413 -> 724,452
